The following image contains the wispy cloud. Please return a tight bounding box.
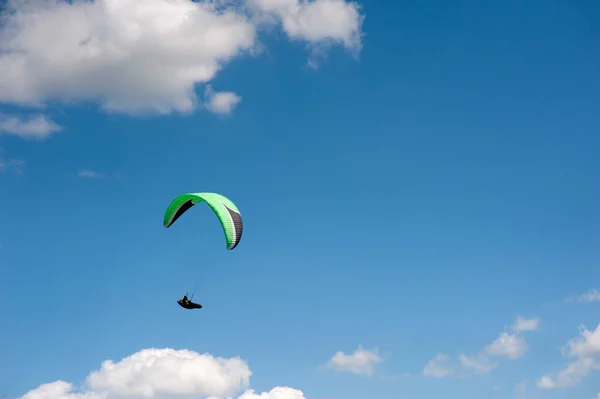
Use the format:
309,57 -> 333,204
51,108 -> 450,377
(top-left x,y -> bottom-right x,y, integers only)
324,345 -> 383,376
0,115 -> 62,140
514,381 -> 528,399
566,289 -> 600,303
77,170 -> 105,179
0,156 -> 25,175
537,357 -> 597,389
423,316 -> 540,378
458,354 -> 496,374
512,317 -> 541,332
423,353 -> 454,378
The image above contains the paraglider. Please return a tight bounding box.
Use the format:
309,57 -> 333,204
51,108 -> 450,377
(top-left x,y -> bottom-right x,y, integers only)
164,192 -> 243,310
163,192 -> 243,250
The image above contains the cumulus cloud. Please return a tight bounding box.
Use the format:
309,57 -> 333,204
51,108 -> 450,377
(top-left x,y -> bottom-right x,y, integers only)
537,324 -> 600,389
566,289 -> 600,303
16,348 -> 303,399
249,0 -> 363,66
238,387 -> 306,399
564,324 -> 600,358
204,86 -> 242,114
0,0 -> 364,116
86,348 -> 251,398
479,316 -> 541,361
18,381 -> 103,399
0,114 -> 62,140
78,170 -> 105,179
485,332 -> 528,360
250,0 -> 362,46
325,345 -> 383,376
422,353 -> 454,378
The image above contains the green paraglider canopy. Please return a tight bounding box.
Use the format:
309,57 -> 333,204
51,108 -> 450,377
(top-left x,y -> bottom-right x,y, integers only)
163,192 -> 243,250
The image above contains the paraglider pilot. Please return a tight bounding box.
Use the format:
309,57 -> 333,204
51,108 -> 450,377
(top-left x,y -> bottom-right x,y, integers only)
178,295 -> 202,310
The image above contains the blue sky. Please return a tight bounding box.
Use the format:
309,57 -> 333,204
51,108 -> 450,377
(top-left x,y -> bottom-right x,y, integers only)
1,0 -> 599,399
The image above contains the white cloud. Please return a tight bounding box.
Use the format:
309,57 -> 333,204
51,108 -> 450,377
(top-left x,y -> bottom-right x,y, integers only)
0,155 -> 25,175
424,317 -> 539,379
565,324 -> 600,358
0,0 -> 364,116
86,348 -> 250,398
482,316 -> 541,361
537,324 -> 600,389
537,357 -> 597,389
567,289 -> 600,303
249,0 -> 364,68
512,317 -> 540,332
249,0 -> 363,52
485,332 -> 528,360
238,387 -> 306,399
78,170 -> 105,179
325,345 -> 383,376
458,354 -> 496,375
0,114 -> 62,140
423,353 -> 453,378
16,348 -> 302,399
18,381 -> 103,399
204,86 -> 242,114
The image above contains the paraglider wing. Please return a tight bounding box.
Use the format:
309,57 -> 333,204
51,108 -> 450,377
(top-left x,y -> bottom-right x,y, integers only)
163,192 -> 243,250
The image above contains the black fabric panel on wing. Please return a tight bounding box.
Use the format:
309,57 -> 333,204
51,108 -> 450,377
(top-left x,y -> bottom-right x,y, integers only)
224,205 -> 243,249
168,199 -> 195,227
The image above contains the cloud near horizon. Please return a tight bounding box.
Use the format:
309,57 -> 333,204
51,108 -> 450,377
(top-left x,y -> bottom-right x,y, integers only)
537,323 -> 600,389
7,314 -> 600,398
0,0 -> 364,119
16,348 -> 306,399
